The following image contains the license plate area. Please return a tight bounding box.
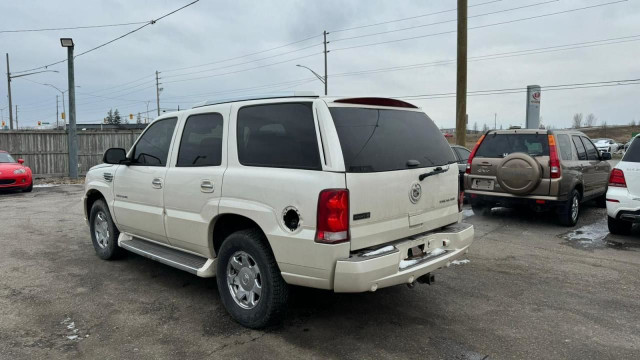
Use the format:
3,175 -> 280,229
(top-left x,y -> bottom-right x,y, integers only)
473,179 -> 494,190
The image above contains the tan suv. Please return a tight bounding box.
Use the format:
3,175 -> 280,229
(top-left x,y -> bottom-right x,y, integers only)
464,129 -> 612,226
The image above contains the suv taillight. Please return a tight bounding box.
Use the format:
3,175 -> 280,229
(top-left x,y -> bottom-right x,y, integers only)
548,135 -> 561,179
315,189 -> 349,244
609,169 -> 627,188
466,134 -> 486,174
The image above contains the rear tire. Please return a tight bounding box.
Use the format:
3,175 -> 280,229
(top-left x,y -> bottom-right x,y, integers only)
559,189 -> 581,227
216,229 -> 289,329
608,216 -> 632,235
89,199 -> 122,260
471,203 -> 492,216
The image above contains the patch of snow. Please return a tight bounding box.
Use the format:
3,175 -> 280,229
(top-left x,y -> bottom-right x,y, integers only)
399,259 -> 419,269
429,248 -> 446,257
66,322 -> 75,330
33,184 -> 57,188
462,209 -> 474,218
451,259 -> 470,265
563,220 -> 609,248
363,245 -> 395,257
67,335 -> 78,340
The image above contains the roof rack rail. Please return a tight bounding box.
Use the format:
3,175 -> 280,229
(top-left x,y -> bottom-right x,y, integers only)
192,92 -> 318,108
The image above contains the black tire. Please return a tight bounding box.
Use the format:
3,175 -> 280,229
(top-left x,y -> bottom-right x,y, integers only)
216,229 -> 289,329
471,202 -> 491,216
89,199 -> 122,260
559,189 -> 581,227
22,182 -> 33,192
608,216 -> 632,235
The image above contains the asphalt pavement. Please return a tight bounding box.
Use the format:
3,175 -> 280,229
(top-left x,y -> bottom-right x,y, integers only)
1,185 -> 639,359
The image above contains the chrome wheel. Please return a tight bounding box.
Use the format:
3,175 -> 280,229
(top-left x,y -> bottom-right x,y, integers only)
94,211 -> 110,249
571,195 -> 579,223
226,251 -> 262,309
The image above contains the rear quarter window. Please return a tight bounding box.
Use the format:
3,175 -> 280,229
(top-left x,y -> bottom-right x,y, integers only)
556,134 -> 573,161
623,137 -> 640,163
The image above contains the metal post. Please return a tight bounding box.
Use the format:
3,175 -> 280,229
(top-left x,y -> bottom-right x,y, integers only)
455,0 -> 468,146
67,46 -> 78,178
6,53 -> 13,130
62,91 -> 66,130
155,71 -> 161,116
56,95 -> 59,129
494,113 -> 497,130
15,105 -> 18,129
323,31 -> 328,96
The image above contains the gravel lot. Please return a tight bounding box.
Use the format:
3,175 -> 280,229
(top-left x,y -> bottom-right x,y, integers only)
1,185 -> 639,359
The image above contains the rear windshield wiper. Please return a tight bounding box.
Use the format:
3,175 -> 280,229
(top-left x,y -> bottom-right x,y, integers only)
419,166 -> 448,181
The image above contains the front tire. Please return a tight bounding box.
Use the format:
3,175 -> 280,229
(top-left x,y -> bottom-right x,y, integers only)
559,189 -> 581,227
22,182 -> 33,192
89,199 -> 122,260
216,229 -> 289,329
608,216 -> 632,235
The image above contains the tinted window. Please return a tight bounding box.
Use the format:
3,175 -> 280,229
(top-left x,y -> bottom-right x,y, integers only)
237,103 -> 321,170
177,113 -> 223,167
622,137 -> 640,163
454,147 -> 470,163
556,134 -> 573,161
475,134 -> 549,158
581,137 -> 599,161
572,135 -> 587,161
132,118 -> 177,166
329,107 -> 455,172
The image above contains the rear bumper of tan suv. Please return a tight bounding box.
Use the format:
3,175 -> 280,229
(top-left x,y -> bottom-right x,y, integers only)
333,223 -> 474,293
466,190 -> 568,205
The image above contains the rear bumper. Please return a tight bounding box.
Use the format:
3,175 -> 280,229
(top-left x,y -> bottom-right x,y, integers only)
466,191 -> 566,207
333,222 -> 474,293
606,187 -> 640,221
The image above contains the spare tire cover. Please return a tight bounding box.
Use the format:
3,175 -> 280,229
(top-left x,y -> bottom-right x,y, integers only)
496,153 -> 542,195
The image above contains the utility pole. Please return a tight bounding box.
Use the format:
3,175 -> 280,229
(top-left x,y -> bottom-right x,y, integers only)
6,53 -> 13,130
323,31 -> 329,96
455,0 -> 468,146
494,113 -> 497,130
155,71 -> 161,116
15,105 -> 18,129
61,38 -> 78,179
56,95 -> 59,129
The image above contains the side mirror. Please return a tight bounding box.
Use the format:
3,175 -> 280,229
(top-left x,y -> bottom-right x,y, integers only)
17,159 -> 24,165
103,148 -> 128,164
601,152 -> 612,160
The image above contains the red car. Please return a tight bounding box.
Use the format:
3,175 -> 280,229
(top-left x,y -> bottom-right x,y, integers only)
0,151 -> 33,192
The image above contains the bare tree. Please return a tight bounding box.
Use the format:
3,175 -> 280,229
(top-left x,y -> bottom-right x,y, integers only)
473,122 -> 478,134
572,113 -> 583,128
585,113 -> 597,127
482,123 -> 489,132
630,119 -> 637,127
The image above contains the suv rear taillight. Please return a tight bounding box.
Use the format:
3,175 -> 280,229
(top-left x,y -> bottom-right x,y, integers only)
609,169 -> 627,188
548,135 -> 561,179
466,134 -> 486,174
315,189 -> 349,244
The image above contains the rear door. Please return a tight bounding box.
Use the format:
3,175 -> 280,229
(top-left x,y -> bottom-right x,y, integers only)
163,111 -> 227,256
329,106 -> 459,251
572,135 -> 594,196
581,136 -> 608,194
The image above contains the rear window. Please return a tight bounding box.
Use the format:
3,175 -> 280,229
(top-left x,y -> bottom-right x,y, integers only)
475,133 -> 549,158
623,137 -> 640,163
329,107 -> 455,172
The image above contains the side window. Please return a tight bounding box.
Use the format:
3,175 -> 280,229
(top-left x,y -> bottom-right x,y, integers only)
572,135 -> 587,161
454,147 -> 470,163
581,137 -> 599,161
177,113 -> 224,167
236,102 -> 321,170
132,118 -> 177,166
556,134 -> 573,161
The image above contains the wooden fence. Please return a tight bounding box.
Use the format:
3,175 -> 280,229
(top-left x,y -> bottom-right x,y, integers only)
0,130 -> 143,177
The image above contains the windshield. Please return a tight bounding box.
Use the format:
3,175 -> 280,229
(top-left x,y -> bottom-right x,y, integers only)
475,133 -> 549,158
329,107 -> 455,173
0,153 -> 16,163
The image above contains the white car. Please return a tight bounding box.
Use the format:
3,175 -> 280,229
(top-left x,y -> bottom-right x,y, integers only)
606,134 -> 640,234
593,138 -> 619,153
83,95 -> 474,328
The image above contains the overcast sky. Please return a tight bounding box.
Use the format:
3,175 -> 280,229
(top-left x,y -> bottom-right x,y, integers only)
1,0 -> 639,130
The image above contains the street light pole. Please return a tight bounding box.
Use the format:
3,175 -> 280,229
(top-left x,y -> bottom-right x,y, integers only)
6,53 -> 13,130
455,0 -> 468,147
61,37 -> 78,179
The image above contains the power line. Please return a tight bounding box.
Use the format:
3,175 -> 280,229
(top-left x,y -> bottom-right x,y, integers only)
331,0 -> 628,52
12,0 -> 200,74
331,0 -> 559,43
329,0 -> 503,33
0,21 -> 149,34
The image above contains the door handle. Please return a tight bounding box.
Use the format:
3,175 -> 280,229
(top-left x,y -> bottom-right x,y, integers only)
200,180 -> 214,193
152,178 -> 163,189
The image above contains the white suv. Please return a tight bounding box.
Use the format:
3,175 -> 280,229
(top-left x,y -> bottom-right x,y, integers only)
83,96 -> 474,328
607,134 -> 640,234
